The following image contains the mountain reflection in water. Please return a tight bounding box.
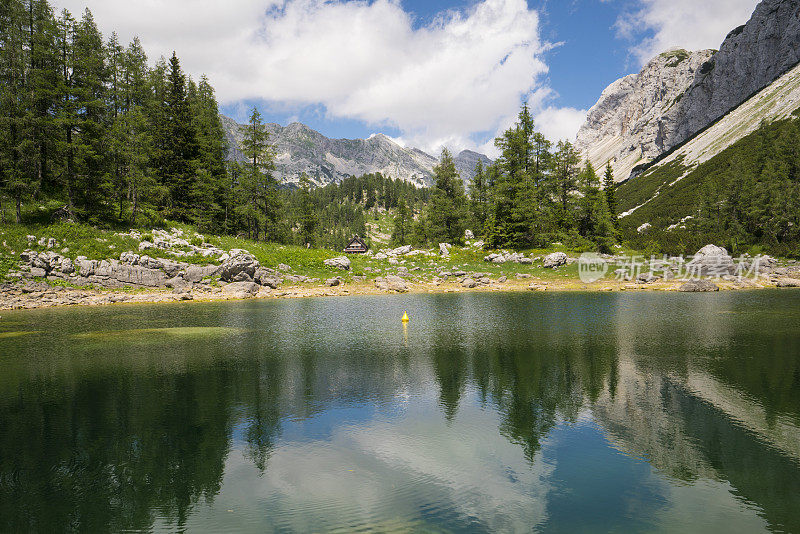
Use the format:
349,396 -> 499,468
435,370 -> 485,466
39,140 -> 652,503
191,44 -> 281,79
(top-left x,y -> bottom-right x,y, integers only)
0,292 -> 798,532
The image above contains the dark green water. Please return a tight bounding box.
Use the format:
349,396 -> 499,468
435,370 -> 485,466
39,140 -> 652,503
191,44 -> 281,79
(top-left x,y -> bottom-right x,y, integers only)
0,292 -> 799,533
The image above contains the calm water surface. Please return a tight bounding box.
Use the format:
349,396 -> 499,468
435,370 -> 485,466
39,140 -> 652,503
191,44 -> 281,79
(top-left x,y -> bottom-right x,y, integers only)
0,291 -> 799,533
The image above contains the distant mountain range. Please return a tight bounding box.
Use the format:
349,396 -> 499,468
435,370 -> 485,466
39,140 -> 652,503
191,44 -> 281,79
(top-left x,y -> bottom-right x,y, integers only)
220,115 -> 491,188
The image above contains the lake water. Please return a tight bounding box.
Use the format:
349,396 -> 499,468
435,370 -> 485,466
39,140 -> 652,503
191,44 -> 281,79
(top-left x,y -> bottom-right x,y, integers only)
0,291 -> 799,533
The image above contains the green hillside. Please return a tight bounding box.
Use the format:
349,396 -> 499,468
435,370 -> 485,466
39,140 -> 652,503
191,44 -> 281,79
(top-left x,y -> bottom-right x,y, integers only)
616,114 -> 800,257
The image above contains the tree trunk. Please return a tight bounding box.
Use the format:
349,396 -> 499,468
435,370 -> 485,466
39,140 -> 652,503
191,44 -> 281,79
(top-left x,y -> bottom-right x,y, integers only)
15,196 -> 22,224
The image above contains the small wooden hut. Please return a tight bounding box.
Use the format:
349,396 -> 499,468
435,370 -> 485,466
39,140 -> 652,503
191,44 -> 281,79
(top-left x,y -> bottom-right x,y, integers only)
344,235 -> 369,254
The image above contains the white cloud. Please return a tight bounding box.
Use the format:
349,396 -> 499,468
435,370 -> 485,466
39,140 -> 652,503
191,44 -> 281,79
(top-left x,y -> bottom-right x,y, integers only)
618,0 -> 760,64
534,106 -> 587,144
51,0 -> 555,155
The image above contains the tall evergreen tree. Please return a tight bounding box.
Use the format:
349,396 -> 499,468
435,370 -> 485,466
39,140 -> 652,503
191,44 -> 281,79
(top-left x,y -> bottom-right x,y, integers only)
391,198 -> 412,246
469,160 -> 488,234
427,148 -> 468,244
71,8 -> 111,221
238,107 -> 278,240
296,173 -> 317,246
162,52 -> 198,221
551,140 -> 581,228
603,162 -> 617,225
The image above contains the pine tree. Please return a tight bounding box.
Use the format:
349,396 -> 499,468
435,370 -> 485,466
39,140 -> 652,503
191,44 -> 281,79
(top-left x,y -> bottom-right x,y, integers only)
111,105 -> 161,224
53,8 -> 77,215
469,160 -> 488,234
71,8 -> 111,221
26,0 -> 61,194
297,173 -> 317,246
552,140 -> 581,229
391,198 -> 412,246
577,160 -> 600,237
162,52 -> 198,221
191,75 -> 227,231
603,162 -> 617,225
0,0 -> 29,221
238,107 -> 278,240
427,148 -> 468,244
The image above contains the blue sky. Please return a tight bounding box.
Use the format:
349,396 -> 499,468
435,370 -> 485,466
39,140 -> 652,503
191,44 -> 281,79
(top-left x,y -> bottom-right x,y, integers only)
220,0 -> 634,142
55,0 -> 761,155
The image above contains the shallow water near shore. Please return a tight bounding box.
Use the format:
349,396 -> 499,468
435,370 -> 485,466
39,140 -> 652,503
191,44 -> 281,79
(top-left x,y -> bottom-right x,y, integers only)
0,291 -> 799,532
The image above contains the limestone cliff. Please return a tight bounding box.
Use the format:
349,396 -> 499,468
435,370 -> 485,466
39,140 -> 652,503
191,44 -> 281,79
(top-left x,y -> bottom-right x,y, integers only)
577,0 -> 800,181
575,49 -> 714,182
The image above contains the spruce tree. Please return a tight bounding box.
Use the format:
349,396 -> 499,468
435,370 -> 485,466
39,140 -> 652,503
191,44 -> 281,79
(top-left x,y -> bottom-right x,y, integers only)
71,8 -> 111,221
427,148 -> 468,244
297,173 -> 317,246
603,162 -> 617,224
238,107 -> 278,240
469,160 -> 488,234
391,198 -> 412,246
162,52 -> 198,221
551,140 -> 580,229
0,0 -> 29,221
191,75 -> 227,231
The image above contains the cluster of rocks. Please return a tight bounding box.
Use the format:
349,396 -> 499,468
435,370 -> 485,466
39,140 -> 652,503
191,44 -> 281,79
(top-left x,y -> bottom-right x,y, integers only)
373,245 -> 435,263
484,252 -> 534,265
127,228 -> 226,258
611,245 -> 800,289
17,249 -> 193,289
375,275 -> 409,292
13,245 -> 291,299
324,256 -> 351,270
542,252 -> 568,268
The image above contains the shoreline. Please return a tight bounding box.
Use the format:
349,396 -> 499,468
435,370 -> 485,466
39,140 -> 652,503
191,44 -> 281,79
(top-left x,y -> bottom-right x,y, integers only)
0,277 -> 785,312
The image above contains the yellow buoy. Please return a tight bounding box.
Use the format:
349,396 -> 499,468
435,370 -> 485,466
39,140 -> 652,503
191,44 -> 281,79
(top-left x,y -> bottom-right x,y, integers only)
402,312 -> 409,323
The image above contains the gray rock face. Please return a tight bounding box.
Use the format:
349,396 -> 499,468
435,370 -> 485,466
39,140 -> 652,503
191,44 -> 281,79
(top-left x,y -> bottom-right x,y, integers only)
670,0 -> 800,148
576,49 -> 713,181
112,264 -> 169,287
254,268 -> 282,289
578,0 -> 800,181
775,278 -> 800,287
220,250 -> 259,282
325,277 -> 341,287
324,256 -> 351,271
543,252 -> 568,269
222,281 -> 260,299
686,245 -> 736,277
183,264 -> 220,283
461,278 -> 477,288
221,115 -> 491,187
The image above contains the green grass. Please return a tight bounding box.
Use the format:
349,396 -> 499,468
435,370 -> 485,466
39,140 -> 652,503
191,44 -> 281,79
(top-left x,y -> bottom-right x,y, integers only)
1,216 -> 641,286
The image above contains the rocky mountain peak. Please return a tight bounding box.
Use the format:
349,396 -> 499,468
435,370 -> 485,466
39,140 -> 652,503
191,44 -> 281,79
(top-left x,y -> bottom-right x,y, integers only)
577,0 -> 800,182
221,116 -> 491,188
575,48 -> 714,181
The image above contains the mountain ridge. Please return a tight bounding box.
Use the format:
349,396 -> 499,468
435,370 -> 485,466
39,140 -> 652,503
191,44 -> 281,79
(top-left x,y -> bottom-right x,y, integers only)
577,0 -> 800,181
220,115 -> 491,188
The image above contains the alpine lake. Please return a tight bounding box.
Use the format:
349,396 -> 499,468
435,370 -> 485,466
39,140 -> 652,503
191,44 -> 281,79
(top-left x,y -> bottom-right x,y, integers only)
0,291 -> 799,533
